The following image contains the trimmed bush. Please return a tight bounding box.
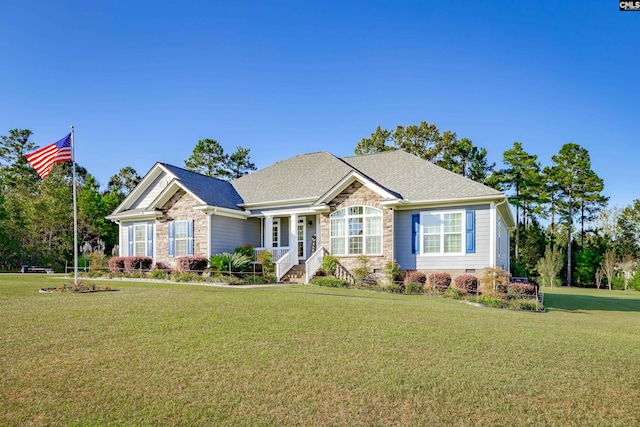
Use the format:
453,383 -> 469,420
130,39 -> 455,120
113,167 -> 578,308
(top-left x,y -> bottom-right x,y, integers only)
108,257 -> 125,273
507,282 -> 537,297
429,272 -> 451,292
453,274 -> 478,295
404,271 -> 427,286
311,277 -> 351,288
175,256 -> 208,273
123,257 -> 153,273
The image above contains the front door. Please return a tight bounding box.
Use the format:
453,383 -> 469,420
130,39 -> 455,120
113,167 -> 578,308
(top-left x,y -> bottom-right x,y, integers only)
297,217 -> 306,260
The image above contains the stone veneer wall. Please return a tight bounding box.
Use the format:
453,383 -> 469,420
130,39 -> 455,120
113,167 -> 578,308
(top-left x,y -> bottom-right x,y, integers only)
155,189 -> 208,268
320,181 -> 394,279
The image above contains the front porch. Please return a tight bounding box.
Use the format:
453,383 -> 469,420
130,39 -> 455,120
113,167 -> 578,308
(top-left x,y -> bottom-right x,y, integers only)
252,212 -> 323,282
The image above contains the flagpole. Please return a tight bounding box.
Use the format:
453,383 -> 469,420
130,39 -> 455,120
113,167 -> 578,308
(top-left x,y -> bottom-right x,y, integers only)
71,126 -> 78,286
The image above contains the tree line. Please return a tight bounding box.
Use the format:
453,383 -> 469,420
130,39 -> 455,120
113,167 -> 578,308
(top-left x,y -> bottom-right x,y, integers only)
355,121 -> 637,289
0,131 -> 254,271
0,124 -> 638,290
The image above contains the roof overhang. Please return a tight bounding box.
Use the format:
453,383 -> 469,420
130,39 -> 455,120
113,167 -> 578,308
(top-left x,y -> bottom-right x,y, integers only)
312,171 -> 401,207
106,210 -> 162,222
238,197 -> 318,210
194,205 -> 250,219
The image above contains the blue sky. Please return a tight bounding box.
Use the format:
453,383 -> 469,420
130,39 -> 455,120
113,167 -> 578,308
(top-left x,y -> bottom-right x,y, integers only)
1,1 -> 638,209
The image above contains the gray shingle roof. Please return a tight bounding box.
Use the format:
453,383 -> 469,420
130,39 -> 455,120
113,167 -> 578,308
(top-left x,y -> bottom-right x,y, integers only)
154,150 -> 503,210
342,150 -> 503,202
161,163 -> 244,210
231,152 -> 354,205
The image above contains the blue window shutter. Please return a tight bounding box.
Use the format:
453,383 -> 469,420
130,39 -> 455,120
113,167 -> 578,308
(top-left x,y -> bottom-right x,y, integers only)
466,210 -> 476,253
168,221 -> 175,257
147,223 -> 154,257
411,214 -> 420,254
187,220 -> 194,255
128,225 -> 134,256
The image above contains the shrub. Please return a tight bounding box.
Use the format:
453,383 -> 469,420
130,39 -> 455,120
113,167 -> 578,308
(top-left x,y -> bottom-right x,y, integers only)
123,257 -> 153,273
404,271 -> 427,286
352,256 -> 372,287
311,276 -> 351,288
108,257 -> 125,273
429,272 -> 451,292
85,270 -> 104,278
88,253 -> 108,271
383,260 -> 400,285
151,269 -> 168,280
404,283 -> 424,295
257,250 -> 274,274
209,252 -> 252,273
479,267 -> 510,295
234,245 -> 255,259
443,287 -> 462,299
175,256 -> 208,273
507,282 -> 537,298
155,262 -> 169,271
380,282 -> 405,294
477,295 -> 510,308
453,274 -> 478,295
321,255 -> 339,276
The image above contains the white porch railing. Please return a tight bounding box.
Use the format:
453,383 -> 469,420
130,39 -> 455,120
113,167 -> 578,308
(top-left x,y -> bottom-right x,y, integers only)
275,248 -> 297,282
305,247 -> 326,283
254,247 -> 291,262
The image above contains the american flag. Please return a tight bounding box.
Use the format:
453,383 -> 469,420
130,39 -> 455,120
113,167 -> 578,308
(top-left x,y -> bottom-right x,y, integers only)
26,133 -> 73,179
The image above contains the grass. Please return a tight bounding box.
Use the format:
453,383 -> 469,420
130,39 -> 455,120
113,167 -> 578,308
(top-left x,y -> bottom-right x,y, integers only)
1,275 -> 639,426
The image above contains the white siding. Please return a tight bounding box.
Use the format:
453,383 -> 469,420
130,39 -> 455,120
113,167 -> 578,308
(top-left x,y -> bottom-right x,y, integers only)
394,204 -> 491,271
130,172 -> 169,210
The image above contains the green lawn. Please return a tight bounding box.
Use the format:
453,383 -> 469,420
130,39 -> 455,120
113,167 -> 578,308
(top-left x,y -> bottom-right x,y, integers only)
1,275 -> 639,426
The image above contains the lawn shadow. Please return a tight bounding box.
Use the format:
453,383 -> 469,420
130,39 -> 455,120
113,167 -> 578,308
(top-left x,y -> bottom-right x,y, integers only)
545,292 -> 640,313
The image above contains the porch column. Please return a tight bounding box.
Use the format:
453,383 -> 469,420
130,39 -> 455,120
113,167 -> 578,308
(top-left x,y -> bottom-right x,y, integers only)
289,213 -> 298,252
264,215 -> 273,248
315,214 -> 321,248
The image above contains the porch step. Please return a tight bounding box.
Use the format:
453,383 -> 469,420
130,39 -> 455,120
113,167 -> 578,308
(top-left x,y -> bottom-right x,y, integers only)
281,264 -> 306,284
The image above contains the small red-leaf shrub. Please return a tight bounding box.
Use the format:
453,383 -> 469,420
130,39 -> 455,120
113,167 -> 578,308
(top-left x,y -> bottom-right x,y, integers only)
123,257 -> 153,273
404,271 -> 427,286
429,272 -> 451,292
507,282 -> 537,296
154,262 -> 169,271
175,256 -> 208,273
453,274 -> 478,294
108,257 -> 125,273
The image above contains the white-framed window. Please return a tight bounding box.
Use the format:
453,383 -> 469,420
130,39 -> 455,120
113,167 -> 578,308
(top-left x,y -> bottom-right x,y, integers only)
330,206 -> 382,255
272,219 -> 280,248
174,220 -> 189,257
420,210 -> 464,255
133,224 -> 147,256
